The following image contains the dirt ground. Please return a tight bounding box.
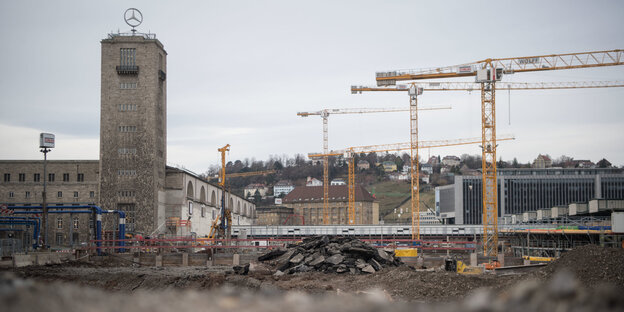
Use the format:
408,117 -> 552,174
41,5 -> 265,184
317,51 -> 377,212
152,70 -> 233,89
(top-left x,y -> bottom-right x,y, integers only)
2,244 -> 624,312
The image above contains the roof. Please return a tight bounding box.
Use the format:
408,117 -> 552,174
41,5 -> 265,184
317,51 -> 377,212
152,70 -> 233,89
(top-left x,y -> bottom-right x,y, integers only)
283,185 -> 375,203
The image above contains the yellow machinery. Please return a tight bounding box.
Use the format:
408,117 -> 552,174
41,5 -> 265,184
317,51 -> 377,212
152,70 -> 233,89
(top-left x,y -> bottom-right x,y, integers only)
308,135 -> 515,225
210,144 -> 275,240
298,106 -> 450,224
456,260 -> 482,275
523,256 -> 555,262
355,61 -> 624,256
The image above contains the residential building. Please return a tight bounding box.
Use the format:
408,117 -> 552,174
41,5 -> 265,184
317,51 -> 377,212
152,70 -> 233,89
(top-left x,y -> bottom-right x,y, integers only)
273,180 -> 295,197
256,206 -> 302,225
532,154 -> 552,168
283,185 -> 379,225
330,179 -> 346,186
442,156 -> 460,167
244,183 -> 268,199
382,161 -> 397,172
306,177 -> 323,187
428,156 -> 440,165
421,163 -> 433,175
388,172 -> 409,181
357,160 -> 370,170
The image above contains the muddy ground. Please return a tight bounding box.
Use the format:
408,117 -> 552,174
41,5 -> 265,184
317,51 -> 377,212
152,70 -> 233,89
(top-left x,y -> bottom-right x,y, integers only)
2,245 -> 624,311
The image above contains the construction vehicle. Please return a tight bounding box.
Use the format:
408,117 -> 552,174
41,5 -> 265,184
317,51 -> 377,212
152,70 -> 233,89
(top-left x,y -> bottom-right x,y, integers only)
445,257 -> 482,275
483,259 -> 501,270
355,56 -> 624,256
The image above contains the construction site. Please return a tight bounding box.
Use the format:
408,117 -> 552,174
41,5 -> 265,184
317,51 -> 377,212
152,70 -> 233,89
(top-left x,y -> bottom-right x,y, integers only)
2,3 -> 624,312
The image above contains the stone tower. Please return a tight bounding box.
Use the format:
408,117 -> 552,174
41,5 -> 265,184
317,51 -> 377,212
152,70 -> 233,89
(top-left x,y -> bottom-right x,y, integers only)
99,33 -> 167,234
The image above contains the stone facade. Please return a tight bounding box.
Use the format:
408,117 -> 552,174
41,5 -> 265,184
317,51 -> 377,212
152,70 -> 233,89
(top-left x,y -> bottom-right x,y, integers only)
164,167 -> 255,237
282,185 -> 379,225
0,160 -> 99,246
99,34 -> 168,234
256,206 -> 297,226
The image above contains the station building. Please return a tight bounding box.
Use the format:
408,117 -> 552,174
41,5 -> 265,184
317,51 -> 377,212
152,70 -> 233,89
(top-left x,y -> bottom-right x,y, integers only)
0,28 -> 254,248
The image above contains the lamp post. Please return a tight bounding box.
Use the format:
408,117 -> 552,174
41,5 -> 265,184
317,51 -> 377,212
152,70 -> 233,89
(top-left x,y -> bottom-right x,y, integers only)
39,133 -> 55,249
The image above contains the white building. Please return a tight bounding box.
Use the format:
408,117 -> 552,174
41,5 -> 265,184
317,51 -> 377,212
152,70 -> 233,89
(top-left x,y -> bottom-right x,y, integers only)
442,156 -> 461,167
306,177 -> 323,186
244,183 -> 268,199
273,180 -> 295,197
330,178 -> 347,185
421,163 -> 433,175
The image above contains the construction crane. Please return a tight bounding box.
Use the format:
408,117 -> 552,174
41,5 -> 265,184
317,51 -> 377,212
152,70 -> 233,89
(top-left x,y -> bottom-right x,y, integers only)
367,49 -> 624,257
210,145 -> 275,240
308,135 -> 515,226
297,106 -> 451,225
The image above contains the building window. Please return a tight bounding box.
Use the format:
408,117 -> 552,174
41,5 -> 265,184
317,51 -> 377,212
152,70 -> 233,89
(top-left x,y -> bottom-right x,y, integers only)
118,104 -> 137,111
118,204 -> 136,232
63,173 -> 70,182
34,173 -> 40,182
73,217 -> 79,230
118,190 -> 135,197
74,191 -> 79,198
48,173 -> 55,182
118,170 -> 137,176
212,209 -> 216,219
118,125 -> 137,132
9,191 -> 14,198
120,82 -> 137,89
77,173 -> 84,182
188,202 -> 193,215
118,147 -> 137,155
201,205 -> 205,217
120,48 -> 136,66
25,191 -> 30,199
57,191 -> 62,198
57,217 -> 63,229
3,173 -> 9,182
89,216 -> 94,229
56,233 -> 63,245
90,191 -> 95,198
18,173 -> 25,182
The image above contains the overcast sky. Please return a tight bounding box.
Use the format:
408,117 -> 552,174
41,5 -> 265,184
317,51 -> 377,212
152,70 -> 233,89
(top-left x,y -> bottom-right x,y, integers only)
1,0 -> 623,174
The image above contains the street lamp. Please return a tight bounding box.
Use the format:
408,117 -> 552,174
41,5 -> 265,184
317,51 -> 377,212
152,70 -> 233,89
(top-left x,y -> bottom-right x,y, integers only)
39,133 -> 55,249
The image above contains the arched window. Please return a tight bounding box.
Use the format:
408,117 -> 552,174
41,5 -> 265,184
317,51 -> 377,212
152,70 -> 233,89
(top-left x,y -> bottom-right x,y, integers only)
236,201 -> 241,214
186,181 -> 194,198
211,190 -> 216,206
200,186 -> 206,203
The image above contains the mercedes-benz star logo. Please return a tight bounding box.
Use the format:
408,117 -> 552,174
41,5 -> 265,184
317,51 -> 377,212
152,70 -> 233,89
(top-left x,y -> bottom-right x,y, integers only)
124,8 -> 143,28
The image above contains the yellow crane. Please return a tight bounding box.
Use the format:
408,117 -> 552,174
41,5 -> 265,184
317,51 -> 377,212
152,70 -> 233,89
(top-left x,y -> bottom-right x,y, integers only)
209,145 -> 275,240
367,49 -> 624,257
297,106 -> 451,225
308,135 -> 515,226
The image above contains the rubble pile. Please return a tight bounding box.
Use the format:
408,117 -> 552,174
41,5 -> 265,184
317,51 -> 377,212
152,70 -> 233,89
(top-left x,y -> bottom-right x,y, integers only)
257,236 -> 402,275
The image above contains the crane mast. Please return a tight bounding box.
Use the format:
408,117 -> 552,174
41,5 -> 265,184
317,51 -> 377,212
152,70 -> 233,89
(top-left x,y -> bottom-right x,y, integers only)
369,49 -> 624,257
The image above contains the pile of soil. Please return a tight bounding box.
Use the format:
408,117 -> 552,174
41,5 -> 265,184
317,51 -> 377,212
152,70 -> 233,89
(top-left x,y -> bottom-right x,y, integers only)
257,236 -> 402,274
536,244 -> 624,287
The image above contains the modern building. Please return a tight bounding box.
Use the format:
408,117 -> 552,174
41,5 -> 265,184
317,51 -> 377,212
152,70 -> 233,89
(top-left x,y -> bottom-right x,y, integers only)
282,185 -> 379,225
435,168 -> 624,224
273,180 -> 295,197
421,163 -> 433,175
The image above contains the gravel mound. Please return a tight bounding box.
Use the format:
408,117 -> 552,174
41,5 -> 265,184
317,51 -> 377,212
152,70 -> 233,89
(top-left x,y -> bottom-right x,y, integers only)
537,244 -> 624,287
257,236 -> 402,274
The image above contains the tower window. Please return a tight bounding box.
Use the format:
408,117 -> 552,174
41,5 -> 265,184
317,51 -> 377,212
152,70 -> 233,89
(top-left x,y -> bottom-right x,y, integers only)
48,173 -> 55,182
34,173 -> 40,182
18,173 -> 25,182
63,173 -> 70,182
77,173 -> 84,182
3,173 -> 10,182
117,48 -> 138,74
118,104 -> 137,111
120,82 -> 137,89
118,125 -> 137,132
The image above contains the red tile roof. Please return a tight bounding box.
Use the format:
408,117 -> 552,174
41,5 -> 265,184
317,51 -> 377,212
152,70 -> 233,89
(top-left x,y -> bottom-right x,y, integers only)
283,185 -> 375,203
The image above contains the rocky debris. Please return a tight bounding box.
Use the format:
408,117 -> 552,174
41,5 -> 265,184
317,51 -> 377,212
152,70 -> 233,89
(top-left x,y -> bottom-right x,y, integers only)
535,244 -> 624,287
258,236 -> 402,274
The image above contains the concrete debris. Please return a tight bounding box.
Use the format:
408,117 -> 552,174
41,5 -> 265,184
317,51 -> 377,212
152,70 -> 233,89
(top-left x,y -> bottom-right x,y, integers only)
258,236 -> 402,274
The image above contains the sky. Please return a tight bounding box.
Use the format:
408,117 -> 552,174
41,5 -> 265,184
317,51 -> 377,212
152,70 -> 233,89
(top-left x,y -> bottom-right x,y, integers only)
1,0 -> 623,174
